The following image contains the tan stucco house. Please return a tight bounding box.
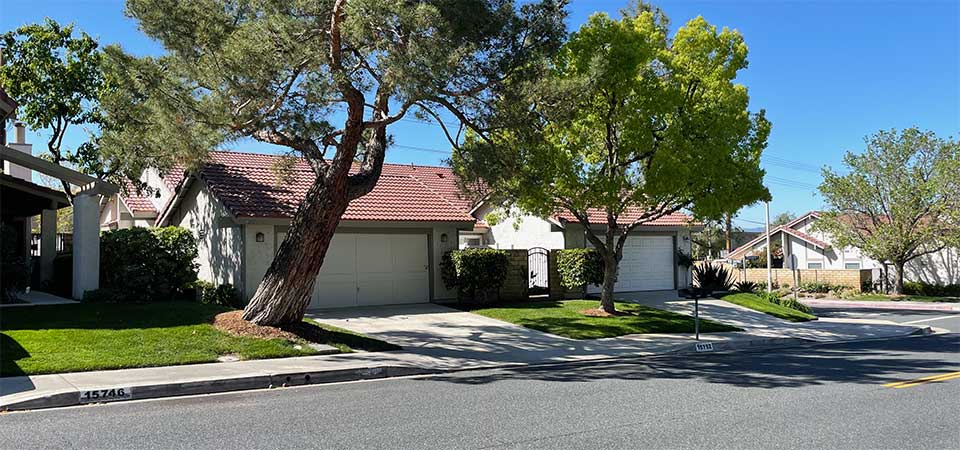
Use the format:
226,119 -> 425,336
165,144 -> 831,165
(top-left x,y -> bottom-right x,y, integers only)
103,150 -> 700,308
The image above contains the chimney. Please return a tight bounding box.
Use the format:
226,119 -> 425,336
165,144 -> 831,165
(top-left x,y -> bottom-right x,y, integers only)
5,121 -> 33,182
14,121 -> 26,144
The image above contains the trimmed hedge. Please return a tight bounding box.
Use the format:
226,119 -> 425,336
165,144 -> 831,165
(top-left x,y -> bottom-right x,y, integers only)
440,248 -> 510,303
903,281 -> 960,297
555,249 -> 604,290
192,280 -> 242,308
99,227 -> 199,302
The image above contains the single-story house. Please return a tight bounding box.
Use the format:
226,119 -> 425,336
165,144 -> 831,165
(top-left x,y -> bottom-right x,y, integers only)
465,204 -> 698,292
728,210 -> 958,285
103,150 -> 700,308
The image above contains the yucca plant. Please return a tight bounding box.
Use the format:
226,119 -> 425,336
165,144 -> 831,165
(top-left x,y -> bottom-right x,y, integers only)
692,263 -> 734,294
733,280 -> 759,293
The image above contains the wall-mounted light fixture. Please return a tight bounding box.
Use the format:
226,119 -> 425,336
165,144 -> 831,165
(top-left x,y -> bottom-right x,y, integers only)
256,232 -> 265,243
440,233 -> 448,243
682,235 -> 690,241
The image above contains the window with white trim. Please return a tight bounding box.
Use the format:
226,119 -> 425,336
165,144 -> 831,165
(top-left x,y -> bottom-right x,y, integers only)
807,262 -> 823,269
844,262 -> 860,270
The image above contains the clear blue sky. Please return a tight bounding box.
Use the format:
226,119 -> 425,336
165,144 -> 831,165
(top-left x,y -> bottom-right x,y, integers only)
2,0 -> 957,229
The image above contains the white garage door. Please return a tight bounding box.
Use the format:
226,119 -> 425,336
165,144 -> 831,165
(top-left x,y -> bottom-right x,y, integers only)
278,232 -> 430,308
588,235 -> 675,293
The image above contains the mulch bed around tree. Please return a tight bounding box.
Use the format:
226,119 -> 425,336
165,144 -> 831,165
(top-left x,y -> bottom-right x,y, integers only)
579,308 -> 637,318
212,311 -> 308,343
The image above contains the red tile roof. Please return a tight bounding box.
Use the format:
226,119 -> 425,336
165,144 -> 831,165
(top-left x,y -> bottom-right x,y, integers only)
555,209 -> 698,227
195,151 -> 476,222
120,181 -> 157,213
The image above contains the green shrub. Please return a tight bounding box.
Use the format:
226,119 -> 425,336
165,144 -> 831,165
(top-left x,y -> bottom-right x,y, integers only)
81,288 -> 130,303
555,249 -> 604,290
692,263 -> 733,293
903,281 -> 960,297
192,280 -> 242,308
442,248 -> 510,303
733,281 -> 759,293
1,225 -> 31,303
778,297 -> 812,314
799,281 -> 842,294
100,227 -> 199,302
758,290 -> 783,304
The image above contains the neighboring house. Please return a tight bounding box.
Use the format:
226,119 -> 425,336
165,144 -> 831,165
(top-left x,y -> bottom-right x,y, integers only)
463,204 -> 699,292
727,210 -> 959,285
103,150 -> 700,308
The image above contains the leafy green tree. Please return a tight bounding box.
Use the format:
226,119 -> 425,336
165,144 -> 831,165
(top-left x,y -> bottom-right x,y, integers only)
105,0 -> 567,325
771,211 -> 796,227
0,19 -> 119,194
816,128 -> 960,294
453,7 -> 770,313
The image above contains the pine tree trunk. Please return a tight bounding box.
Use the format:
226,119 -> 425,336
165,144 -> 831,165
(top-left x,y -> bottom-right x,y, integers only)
599,254 -> 618,314
241,174 -> 351,325
893,262 -> 905,295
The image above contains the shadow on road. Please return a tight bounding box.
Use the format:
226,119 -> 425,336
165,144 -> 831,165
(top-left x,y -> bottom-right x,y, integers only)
421,334 -> 960,389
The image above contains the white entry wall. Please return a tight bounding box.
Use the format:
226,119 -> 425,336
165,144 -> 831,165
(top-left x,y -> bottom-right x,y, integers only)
276,232 -> 430,309
588,235 -> 675,293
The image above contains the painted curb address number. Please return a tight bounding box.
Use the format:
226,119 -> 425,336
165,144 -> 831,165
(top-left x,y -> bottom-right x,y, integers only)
695,342 -> 715,352
79,387 -> 133,403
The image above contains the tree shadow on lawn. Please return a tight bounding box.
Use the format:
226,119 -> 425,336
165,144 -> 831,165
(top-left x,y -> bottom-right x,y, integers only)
0,333 -> 29,377
420,334 -> 960,389
0,302 -> 234,331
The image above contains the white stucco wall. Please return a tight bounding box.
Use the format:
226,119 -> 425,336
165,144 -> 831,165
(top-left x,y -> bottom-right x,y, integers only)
478,205 -> 566,250
169,181 -> 244,292
905,247 -> 960,285
243,224 -> 274,300
142,168 -> 175,212
789,219 -> 881,270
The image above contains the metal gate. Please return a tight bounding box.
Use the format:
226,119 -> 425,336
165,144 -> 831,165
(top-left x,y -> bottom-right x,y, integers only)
528,247 -> 549,292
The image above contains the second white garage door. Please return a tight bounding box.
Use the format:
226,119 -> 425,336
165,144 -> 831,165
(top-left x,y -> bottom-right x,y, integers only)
588,235 -> 675,293
278,232 -> 430,309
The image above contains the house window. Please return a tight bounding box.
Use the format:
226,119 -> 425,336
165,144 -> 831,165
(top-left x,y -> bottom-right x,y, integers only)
465,237 -> 482,247
807,262 -> 823,269
844,262 -> 860,270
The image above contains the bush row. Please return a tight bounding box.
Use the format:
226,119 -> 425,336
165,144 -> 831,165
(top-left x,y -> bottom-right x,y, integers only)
555,249 -> 604,289
903,281 -> 960,297
440,248 -> 510,304
55,226 -> 238,306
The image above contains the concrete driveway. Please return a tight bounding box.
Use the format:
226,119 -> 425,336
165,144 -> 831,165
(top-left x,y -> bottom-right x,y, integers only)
306,303 -> 713,368
307,295 -> 928,370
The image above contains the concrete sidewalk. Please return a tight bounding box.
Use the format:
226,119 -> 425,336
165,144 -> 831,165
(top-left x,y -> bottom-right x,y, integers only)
799,298 -> 960,312
1,301 -> 931,412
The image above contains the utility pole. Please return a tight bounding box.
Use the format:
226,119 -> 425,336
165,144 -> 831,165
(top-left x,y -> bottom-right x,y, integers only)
765,202 -> 773,293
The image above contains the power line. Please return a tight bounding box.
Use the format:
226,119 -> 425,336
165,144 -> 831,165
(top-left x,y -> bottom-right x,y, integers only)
392,143 -> 449,155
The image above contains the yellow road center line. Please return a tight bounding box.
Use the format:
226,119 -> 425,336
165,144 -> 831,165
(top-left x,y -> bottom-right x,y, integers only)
884,371 -> 960,388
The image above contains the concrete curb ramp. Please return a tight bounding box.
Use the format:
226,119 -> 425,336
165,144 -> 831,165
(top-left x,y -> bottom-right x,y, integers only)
0,325 -> 931,412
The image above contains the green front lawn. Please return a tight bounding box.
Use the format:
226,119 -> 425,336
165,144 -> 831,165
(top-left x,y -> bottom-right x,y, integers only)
848,294 -> 960,303
721,293 -> 818,322
467,300 -> 741,340
0,302 -> 396,377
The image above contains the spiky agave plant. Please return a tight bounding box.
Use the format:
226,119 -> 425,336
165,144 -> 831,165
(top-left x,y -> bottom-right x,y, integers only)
693,263 -> 734,294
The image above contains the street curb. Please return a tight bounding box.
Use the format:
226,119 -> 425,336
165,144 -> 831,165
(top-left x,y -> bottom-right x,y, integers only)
0,327 -> 934,412
799,299 -> 960,312
1,365 -> 438,412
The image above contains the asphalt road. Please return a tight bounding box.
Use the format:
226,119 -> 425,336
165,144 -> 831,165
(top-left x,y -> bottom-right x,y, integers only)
2,334 -> 958,450
813,307 -> 960,333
